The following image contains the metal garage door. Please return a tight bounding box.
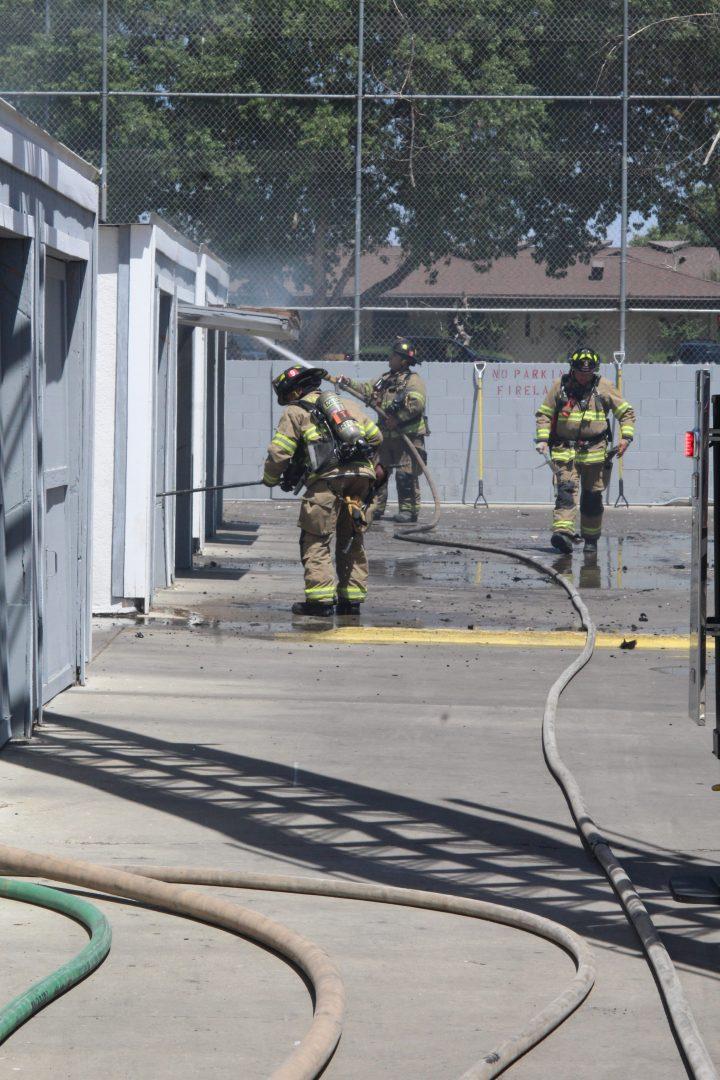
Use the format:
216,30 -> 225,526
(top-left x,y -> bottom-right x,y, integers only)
42,256 -> 81,703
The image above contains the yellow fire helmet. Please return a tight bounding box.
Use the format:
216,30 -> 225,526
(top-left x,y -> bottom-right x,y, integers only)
569,348 -> 601,372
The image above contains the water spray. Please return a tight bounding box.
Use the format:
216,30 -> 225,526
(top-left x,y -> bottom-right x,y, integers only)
254,335 -> 311,369
156,337 -> 312,500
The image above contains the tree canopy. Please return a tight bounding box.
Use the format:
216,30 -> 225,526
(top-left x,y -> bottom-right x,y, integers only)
1,0 -> 718,344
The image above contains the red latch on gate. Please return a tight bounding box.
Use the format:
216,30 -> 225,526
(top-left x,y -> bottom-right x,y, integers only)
684,431 -> 695,458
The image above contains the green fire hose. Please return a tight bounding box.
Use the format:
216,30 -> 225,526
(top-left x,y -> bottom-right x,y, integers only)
0,876 -> 111,1043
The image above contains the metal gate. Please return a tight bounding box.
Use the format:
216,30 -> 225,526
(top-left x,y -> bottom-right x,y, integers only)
41,256 -> 82,704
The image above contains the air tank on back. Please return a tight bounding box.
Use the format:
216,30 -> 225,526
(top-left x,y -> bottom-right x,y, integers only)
316,390 -> 364,445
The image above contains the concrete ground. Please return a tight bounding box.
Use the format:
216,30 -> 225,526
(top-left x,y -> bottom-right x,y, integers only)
1,503 -> 719,1079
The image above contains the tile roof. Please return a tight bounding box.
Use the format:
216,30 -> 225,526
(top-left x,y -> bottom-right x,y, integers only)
235,241 -> 720,304
286,243 -> 720,303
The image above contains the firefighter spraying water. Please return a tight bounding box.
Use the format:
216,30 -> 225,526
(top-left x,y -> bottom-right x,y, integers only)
262,365 -> 383,617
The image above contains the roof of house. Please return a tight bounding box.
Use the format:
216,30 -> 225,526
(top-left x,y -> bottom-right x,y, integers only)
282,242 -> 720,305
343,244 -> 720,304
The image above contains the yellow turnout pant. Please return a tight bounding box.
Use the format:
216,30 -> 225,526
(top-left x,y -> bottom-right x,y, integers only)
298,476 -> 372,603
552,459 -> 608,540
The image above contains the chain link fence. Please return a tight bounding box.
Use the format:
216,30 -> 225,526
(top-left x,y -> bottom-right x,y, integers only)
2,0 -> 720,362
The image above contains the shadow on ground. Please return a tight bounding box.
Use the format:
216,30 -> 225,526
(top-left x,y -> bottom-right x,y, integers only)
7,713 -> 719,983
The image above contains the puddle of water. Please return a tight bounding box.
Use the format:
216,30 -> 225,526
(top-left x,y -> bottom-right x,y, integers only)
195,519 -> 696,595
371,535 -> 691,591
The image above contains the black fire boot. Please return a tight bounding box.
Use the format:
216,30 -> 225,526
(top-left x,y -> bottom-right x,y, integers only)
551,532 -> 574,555
291,601 -> 334,618
336,600 -> 361,616
583,536 -> 599,552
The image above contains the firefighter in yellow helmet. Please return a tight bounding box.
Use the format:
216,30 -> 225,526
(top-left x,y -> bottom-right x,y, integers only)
535,349 -> 636,554
262,365 -> 383,617
335,337 -> 428,523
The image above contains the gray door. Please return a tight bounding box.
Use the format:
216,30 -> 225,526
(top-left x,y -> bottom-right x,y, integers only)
152,292 -> 174,593
42,257 -> 80,703
0,239 -> 33,741
0,289 -> 10,746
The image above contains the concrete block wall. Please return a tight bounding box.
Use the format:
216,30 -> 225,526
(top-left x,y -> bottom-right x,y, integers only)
224,357 -> 708,505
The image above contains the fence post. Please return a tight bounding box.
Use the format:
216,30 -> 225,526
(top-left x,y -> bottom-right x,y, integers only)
613,350 -> 629,507
352,0 -> 365,362
100,0 -> 108,222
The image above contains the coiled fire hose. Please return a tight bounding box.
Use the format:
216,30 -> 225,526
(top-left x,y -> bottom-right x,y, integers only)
0,371 -> 713,1078
0,844 -> 594,1078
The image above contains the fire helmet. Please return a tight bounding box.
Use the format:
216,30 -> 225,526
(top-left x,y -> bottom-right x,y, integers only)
569,348 -> 600,372
272,365 -> 326,404
391,337 -> 418,364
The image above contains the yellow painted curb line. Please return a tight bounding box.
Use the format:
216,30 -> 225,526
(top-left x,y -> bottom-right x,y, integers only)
279,627 -> 699,650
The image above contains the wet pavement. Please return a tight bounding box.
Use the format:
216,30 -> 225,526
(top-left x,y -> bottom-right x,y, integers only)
157,502 -> 696,637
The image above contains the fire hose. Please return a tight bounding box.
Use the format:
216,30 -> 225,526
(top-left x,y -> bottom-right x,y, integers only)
0,371 -> 714,1078
0,877 -> 111,1040
341,377 -> 715,1076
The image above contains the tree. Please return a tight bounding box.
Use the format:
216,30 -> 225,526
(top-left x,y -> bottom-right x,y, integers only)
555,314 -> 600,349
630,221 -> 709,246
618,3 -> 720,253
2,1 -> 717,354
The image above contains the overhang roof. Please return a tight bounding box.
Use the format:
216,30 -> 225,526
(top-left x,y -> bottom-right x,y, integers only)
178,303 -> 299,340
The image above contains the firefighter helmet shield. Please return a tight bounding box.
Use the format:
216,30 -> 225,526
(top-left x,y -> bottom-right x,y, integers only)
391,337 -> 418,363
272,366 -> 326,403
569,348 -> 600,372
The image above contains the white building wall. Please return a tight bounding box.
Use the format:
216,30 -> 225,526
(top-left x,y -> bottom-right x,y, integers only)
92,228 -> 121,611
123,224 -> 156,602
94,219 -> 229,614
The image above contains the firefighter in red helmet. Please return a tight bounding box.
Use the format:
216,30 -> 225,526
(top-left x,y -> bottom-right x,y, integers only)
263,365 -> 382,617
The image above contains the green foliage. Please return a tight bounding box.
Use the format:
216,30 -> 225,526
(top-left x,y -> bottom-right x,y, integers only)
630,221 -> 709,246
621,4 -> 720,252
0,0 -> 620,313
657,315 -> 707,346
645,350 -> 672,363
555,315 -> 600,348
453,312 -> 509,351
644,314 -> 712,362
1,0 -> 719,344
